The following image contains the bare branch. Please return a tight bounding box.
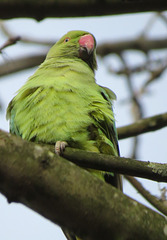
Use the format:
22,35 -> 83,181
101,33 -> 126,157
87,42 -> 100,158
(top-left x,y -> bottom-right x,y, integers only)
158,12 -> 167,26
0,22 -> 54,46
117,112 -> 167,139
139,12 -> 161,37
126,176 -> 167,216
118,53 -> 143,158
109,58 -> 167,76
0,36 -> 20,52
140,62 -> 167,94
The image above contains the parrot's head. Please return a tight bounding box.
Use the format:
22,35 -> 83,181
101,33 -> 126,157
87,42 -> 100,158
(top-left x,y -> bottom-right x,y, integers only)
47,30 -> 97,71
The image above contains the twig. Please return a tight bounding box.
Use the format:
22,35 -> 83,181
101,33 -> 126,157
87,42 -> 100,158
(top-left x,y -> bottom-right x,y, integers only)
126,176 -> 167,216
0,36 -> 20,52
140,63 -> 167,94
109,58 -> 167,75
158,12 -> 167,26
139,12 -> 161,38
118,53 -> 143,158
0,22 -> 54,46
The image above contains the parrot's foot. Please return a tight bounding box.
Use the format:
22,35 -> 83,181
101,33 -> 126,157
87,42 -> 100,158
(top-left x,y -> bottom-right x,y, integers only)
55,141 -> 68,155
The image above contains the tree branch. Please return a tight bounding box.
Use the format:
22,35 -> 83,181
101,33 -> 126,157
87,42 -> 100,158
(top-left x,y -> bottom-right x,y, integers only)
0,129 -> 167,240
0,54 -> 46,77
117,112 -> 167,139
0,22 -> 54,46
126,176 -> 167,216
118,52 -> 143,159
0,36 -> 20,52
0,1 -> 167,20
1,118 -> 167,184
140,62 -> 167,94
61,148 -> 167,183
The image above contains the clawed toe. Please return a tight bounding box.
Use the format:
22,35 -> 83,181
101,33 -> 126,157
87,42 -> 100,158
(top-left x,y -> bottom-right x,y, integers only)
55,141 -> 68,155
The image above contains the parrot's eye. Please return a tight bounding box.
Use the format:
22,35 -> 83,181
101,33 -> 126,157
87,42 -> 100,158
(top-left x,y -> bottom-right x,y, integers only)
64,37 -> 71,43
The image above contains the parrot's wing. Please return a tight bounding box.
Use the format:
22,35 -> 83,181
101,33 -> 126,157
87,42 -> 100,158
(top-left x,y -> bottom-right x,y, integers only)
91,86 -> 122,190
100,85 -> 117,100
98,86 -> 120,156
61,228 -> 77,240
6,99 -> 20,136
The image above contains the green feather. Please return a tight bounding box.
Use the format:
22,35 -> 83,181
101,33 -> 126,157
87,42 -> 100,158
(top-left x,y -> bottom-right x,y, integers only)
7,30 -> 122,240
7,29 -> 121,178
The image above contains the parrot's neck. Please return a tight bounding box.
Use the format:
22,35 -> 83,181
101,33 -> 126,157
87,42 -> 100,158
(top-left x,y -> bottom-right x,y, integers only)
39,57 -> 96,82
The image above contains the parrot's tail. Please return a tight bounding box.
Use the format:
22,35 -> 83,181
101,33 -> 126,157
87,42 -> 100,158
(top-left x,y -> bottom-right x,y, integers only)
62,228 -> 79,240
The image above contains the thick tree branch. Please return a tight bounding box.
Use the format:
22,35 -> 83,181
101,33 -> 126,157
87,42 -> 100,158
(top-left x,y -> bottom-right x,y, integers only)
0,1 -> 167,20
117,112 -> 167,139
0,129 -> 167,240
1,122 -> 164,183
1,115 -> 167,184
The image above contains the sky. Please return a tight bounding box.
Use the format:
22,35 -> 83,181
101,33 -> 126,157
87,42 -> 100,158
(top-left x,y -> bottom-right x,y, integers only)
0,12 -> 167,240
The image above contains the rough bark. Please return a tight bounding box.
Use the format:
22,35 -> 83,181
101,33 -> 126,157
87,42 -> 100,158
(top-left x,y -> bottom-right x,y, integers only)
0,0 -> 167,20
0,129 -> 167,240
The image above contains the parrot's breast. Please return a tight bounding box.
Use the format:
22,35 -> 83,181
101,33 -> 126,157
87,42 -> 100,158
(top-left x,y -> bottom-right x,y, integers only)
9,61 -> 114,152
10,82 -> 103,152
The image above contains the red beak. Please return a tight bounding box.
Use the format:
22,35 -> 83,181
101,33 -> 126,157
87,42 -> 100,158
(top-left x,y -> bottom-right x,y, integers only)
79,34 -> 94,54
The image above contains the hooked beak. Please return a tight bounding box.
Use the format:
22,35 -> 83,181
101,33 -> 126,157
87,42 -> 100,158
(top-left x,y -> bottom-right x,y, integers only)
79,34 -> 94,58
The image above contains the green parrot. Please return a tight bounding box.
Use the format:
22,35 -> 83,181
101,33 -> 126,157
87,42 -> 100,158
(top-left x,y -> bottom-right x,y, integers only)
7,30 -> 122,240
